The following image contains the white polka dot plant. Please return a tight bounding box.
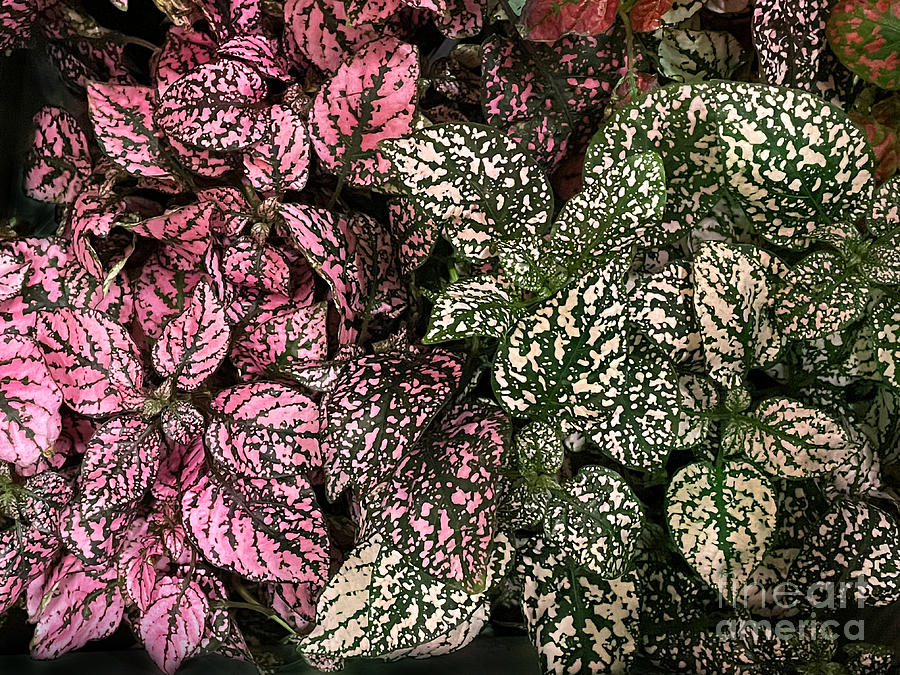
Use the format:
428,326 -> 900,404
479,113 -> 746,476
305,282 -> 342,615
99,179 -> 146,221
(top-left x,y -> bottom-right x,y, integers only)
2,0 -> 900,673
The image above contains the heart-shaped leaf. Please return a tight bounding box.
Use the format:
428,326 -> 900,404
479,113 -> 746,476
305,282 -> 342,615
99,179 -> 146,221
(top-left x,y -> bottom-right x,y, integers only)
152,281 -> 229,391
309,36 -> 419,188
182,472 -> 329,583
321,349 -> 464,499
667,460 -> 777,601
138,575 -> 209,675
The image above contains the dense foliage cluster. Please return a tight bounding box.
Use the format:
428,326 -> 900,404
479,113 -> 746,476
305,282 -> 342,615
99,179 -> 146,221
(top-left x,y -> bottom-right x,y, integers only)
2,0 -> 900,673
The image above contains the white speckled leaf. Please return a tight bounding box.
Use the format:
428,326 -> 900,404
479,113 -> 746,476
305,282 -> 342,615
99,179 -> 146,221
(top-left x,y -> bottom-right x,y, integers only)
515,420 -> 564,477
301,533 -> 512,662
543,466 -> 643,578
721,397 -> 855,479
631,263 -> 703,366
382,123 -> 554,261
492,255 -> 628,428
873,297 -> 900,389
666,460 -> 777,601
424,275 -> 522,343
693,241 -> 782,390
518,537 -> 640,675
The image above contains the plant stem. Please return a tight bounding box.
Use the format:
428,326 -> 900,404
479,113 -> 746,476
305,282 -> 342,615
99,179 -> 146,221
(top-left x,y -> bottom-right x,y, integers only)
230,579 -> 298,635
618,9 -> 639,100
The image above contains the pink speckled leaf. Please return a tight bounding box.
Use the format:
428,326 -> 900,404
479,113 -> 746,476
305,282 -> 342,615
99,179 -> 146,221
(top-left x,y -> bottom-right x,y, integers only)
218,34 -> 290,80
309,37 -> 419,188
151,27 -> 216,96
753,0 -> 828,91
36,307 -> 145,416
117,519 -> 158,611
206,382 -> 321,478
222,237 -> 291,295
68,191 -> 126,280
182,472 -> 330,583
0,333 -> 63,471
388,199 -> 438,274
243,104 -> 310,193
321,349 -> 464,500
131,202 -> 215,271
139,576 -> 209,675
24,107 -> 92,205
87,83 -> 172,178
161,401 -> 205,445
522,0 -> 620,42
29,554 -> 125,659
431,0 -> 483,38
134,253 -> 205,340
0,239 -> 67,332
0,0 -> 36,52
828,0 -> 900,90
152,281 -> 229,390
63,263 -> 134,326
364,401 -> 509,590
153,437 -> 205,500
230,301 -> 328,378
156,60 -> 268,151
283,0 -> 379,73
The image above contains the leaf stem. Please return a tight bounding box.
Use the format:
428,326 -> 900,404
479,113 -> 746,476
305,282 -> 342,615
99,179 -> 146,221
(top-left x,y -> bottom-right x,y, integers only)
228,579 -> 298,635
618,9 -> 639,100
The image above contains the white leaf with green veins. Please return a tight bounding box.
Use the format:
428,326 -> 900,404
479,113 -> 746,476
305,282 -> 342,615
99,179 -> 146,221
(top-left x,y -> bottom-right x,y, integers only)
658,29 -> 745,83
666,460 -> 777,601
721,397 -> 854,479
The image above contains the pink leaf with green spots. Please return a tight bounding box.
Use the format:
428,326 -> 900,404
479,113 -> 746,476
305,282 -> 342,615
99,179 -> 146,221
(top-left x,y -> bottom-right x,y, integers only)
36,307 -> 145,416
134,253 -> 205,340
153,437 -> 206,500
222,237 -> 292,295
242,104 -> 310,193
363,401 -> 510,590
283,0 -> 380,73
218,34 -> 290,80
24,107 -> 92,205
0,0 -> 36,52
0,333 -> 63,471
156,60 -> 268,151
309,37 -> 419,188
139,576 -> 209,675
161,400 -> 205,445
321,349 -> 464,499
182,471 -> 330,583
205,382 -> 321,478
29,554 -> 125,659
131,203 -> 215,271
0,239 -> 67,333
0,251 -> 29,303
522,0 -> 621,42
87,82 -> 172,178
152,281 -> 229,390
68,191 -> 126,280
151,26 -> 216,96
230,301 -> 328,378
828,0 -> 900,90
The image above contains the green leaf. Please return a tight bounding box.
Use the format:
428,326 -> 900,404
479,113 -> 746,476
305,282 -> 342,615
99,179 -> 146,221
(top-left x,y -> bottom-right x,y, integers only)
301,533 -> 513,662
586,82 -> 875,248
692,241 -> 783,390
872,296 -> 900,389
772,250 -> 869,339
515,420 -> 564,477
382,123 -> 553,261
666,460 -> 778,601
423,275 -> 522,343
827,0 -> 900,90
721,397 -> 855,479
492,255 -> 628,425
518,537 -> 640,675
869,176 -> 900,235
543,466 -> 643,578
658,29 -> 745,83
550,152 -> 667,278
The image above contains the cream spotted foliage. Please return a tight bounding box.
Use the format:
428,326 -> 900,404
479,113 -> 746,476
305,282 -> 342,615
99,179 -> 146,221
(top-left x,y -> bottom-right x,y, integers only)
424,274 -> 522,343
692,241 -> 782,391
722,397 -> 854,479
873,298 -> 900,389
382,123 -> 553,261
518,537 -> 640,675
666,460 -> 777,601
543,466 -> 643,578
